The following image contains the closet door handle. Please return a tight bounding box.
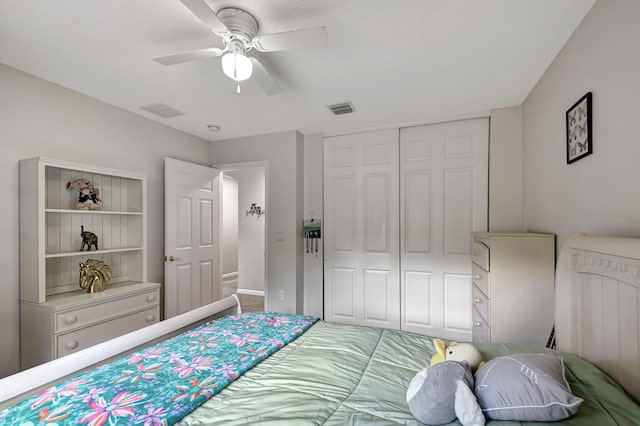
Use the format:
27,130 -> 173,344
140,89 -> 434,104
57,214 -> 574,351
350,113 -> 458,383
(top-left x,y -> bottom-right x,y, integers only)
473,274 -> 481,280
473,298 -> 482,304
473,321 -> 482,328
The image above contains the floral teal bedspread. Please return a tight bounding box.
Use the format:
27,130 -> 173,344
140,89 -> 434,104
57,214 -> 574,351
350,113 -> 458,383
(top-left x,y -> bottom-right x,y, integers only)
0,311 -> 317,426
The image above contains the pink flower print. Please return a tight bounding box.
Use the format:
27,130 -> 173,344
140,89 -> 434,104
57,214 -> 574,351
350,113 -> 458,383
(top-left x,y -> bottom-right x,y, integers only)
267,338 -> 284,348
229,332 -> 261,347
171,377 -> 218,403
136,406 -> 169,426
236,347 -> 256,363
30,379 -> 91,409
267,315 -> 291,327
82,386 -> 108,403
186,330 -> 202,338
243,319 -> 262,329
167,352 -> 183,363
255,345 -> 271,360
171,356 -> 215,378
188,337 -> 219,351
216,362 -> 239,380
115,363 -> 163,384
221,329 -> 234,337
128,347 -> 166,364
200,326 -> 221,335
79,391 -> 146,426
37,403 -> 73,423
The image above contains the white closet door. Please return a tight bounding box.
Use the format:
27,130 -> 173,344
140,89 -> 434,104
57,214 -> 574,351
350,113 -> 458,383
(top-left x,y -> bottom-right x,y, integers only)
400,118 -> 488,340
323,129 -> 400,329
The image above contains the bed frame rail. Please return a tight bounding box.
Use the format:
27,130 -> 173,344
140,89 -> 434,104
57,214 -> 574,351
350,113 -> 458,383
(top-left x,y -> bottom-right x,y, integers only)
0,295 -> 241,407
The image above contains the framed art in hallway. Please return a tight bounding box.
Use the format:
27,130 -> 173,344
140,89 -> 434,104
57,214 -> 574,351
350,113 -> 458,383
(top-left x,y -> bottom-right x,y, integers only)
566,92 -> 592,164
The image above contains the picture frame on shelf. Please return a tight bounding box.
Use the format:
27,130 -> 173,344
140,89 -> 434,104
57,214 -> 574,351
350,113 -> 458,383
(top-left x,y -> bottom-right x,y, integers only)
566,92 -> 592,164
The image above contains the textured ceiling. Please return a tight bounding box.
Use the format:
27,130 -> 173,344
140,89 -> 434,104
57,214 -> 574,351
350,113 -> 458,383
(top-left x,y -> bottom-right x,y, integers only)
0,0 -> 596,141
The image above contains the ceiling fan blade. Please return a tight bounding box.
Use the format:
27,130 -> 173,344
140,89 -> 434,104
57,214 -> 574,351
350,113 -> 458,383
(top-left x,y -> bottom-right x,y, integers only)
179,0 -> 230,36
153,48 -> 223,65
249,58 -> 283,96
252,27 -> 328,52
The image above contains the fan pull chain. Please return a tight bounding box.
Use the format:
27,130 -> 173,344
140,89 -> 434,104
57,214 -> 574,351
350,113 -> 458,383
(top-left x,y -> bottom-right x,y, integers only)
234,53 -> 240,93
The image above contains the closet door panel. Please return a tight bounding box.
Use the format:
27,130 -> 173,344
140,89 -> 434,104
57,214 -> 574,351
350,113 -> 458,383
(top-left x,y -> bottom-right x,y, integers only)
403,270 -> 432,327
400,118 -> 488,340
331,267 -> 356,319
324,129 -> 400,329
331,176 -> 356,251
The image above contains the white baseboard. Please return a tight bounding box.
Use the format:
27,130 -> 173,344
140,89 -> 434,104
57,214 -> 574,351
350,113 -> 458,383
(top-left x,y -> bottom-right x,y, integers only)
223,271 -> 238,282
236,289 -> 264,297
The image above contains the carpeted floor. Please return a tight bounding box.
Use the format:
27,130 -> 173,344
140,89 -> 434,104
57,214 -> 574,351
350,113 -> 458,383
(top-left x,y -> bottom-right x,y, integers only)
236,293 -> 264,312
223,276 -> 264,312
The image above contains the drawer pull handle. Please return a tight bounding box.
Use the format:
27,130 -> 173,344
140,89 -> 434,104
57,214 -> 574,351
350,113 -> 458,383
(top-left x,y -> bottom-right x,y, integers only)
474,321 -> 482,327
146,295 -> 156,302
65,340 -> 79,349
473,298 -> 482,304
146,314 -> 155,322
474,274 -> 481,280
64,316 -> 78,324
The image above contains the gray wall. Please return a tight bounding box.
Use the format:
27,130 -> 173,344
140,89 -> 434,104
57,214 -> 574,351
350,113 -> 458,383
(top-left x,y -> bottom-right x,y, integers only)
225,168 -> 265,293
489,107 -> 524,231
210,131 -> 304,314
303,133 -> 324,319
0,65 -> 211,377
522,0 -> 640,249
221,175 -> 239,276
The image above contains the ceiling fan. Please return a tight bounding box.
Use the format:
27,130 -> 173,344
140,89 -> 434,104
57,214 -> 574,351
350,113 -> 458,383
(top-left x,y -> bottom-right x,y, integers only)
153,0 -> 329,95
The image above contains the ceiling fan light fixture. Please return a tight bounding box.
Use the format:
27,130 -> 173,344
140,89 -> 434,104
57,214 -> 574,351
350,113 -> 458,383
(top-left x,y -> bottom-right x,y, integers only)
221,51 -> 252,81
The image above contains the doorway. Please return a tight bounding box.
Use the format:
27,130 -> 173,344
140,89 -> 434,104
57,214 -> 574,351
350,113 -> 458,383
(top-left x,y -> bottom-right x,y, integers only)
219,162 -> 267,312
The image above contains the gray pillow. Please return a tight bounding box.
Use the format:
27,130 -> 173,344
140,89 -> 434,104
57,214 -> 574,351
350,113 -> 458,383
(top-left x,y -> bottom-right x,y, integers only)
474,353 -> 583,421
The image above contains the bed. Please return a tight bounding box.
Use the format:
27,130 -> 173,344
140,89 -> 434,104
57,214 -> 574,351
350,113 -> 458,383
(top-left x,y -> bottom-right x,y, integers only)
1,233 -> 640,425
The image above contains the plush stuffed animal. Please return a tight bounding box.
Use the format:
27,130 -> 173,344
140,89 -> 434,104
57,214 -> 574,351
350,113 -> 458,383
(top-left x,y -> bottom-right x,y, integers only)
66,178 -> 102,210
430,339 -> 484,371
407,339 -> 485,426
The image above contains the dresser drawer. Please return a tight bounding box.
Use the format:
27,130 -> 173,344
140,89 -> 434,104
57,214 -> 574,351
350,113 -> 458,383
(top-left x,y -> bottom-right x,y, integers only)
55,289 -> 159,333
56,306 -> 159,357
471,263 -> 489,296
472,306 -> 490,344
472,284 -> 489,323
471,242 -> 490,271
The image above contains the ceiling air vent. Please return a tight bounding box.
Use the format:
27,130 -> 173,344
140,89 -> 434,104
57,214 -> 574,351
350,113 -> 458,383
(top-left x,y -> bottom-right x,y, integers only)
327,102 -> 355,115
139,102 -> 185,118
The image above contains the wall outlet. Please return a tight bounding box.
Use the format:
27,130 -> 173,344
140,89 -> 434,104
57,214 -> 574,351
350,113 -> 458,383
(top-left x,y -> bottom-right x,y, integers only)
279,290 -> 285,301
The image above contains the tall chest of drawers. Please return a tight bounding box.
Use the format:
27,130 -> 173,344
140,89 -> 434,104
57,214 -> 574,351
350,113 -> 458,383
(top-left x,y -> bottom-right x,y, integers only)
471,232 -> 555,345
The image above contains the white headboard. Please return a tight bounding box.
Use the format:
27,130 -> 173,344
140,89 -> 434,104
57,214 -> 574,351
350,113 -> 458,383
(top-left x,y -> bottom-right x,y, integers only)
555,233 -> 640,402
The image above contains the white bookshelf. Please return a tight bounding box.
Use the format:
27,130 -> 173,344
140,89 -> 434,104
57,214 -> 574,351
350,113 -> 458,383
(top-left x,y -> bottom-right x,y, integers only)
19,157 -> 160,369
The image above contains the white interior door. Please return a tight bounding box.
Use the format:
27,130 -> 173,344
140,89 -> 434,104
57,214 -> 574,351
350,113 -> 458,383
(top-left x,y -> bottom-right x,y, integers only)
323,129 -> 400,329
165,158 -> 220,318
400,118 -> 488,340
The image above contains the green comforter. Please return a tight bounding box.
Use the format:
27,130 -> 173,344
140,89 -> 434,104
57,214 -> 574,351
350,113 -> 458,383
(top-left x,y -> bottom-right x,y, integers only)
177,321 -> 640,425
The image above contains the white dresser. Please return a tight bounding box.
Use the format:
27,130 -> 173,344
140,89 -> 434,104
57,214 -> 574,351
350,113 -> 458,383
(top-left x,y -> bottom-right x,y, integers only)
471,232 -> 555,345
19,157 -> 160,369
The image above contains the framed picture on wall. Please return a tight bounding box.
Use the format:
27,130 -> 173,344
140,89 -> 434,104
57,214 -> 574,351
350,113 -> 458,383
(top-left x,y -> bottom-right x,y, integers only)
566,92 -> 593,164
